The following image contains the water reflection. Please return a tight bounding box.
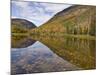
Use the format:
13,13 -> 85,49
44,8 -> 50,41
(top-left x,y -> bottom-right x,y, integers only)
32,36 -> 96,69
11,35 -> 96,74
11,35 -> 36,48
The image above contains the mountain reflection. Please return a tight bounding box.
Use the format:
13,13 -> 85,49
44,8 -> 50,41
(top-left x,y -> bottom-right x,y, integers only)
31,35 -> 95,69
11,35 -> 96,74
11,35 -> 36,48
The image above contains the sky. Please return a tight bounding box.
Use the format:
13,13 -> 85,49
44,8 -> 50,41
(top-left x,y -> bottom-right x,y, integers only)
11,1 -> 72,26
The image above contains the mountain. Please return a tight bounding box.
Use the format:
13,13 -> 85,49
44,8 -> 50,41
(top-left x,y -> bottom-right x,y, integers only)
11,18 -> 36,33
31,5 -> 96,36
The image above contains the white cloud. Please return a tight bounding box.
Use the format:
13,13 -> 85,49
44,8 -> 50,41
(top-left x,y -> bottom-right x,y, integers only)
11,1 -> 72,26
40,3 -> 71,13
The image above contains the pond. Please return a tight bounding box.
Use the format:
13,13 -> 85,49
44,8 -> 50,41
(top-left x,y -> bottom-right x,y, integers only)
11,35 -> 96,74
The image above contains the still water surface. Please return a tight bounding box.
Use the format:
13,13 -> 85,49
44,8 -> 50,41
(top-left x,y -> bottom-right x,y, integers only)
11,35 -> 96,74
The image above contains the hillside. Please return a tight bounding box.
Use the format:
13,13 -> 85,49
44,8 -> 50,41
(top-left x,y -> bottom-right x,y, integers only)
31,5 -> 96,36
11,18 -> 36,33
